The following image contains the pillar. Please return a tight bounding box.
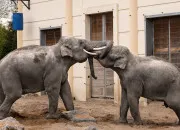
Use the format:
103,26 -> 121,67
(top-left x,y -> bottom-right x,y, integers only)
129,0 -> 138,54
112,4 -> 120,104
17,1 -> 23,48
64,0 -> 74,94
129,0 -> 147,106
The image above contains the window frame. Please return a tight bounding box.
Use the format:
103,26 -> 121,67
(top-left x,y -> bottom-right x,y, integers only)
145,13 -> 180,68
40,26 -> 61,46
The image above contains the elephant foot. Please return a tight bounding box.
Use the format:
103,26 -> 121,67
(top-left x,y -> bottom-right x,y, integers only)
46,113 -> 61,119
133,120 -> 143,125
0,116 -> 6,120
175,120 -> 180,125
0,115 -> 8,120
0,112 -> 8,120
119,118 -> 128,124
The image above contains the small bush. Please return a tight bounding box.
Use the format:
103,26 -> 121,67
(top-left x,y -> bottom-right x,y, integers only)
0,23 -> 17,59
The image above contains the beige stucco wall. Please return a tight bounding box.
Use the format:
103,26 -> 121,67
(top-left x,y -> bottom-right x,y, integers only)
23,0 -> 65,46
22,0 -> 180,102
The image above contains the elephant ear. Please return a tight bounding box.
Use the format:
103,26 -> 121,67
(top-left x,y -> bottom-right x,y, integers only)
113,47 -> 129,69
60,41 -> 73,57
114,57 -> 127,69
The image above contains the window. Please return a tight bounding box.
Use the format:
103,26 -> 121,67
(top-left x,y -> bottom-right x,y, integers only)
146,16 -> 180,68
40,28 -> 61,46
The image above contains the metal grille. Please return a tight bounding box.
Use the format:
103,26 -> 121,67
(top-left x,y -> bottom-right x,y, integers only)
45,28 -> 61,46
153,16 -> 180,68
154,17 -> 169,61
170,17 -> 180,68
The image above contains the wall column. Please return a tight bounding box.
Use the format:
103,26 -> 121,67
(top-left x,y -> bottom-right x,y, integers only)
17,1 -> 23,48
64,0 -> 74,94
129,0 -> 147,106
129,0 -> 138,54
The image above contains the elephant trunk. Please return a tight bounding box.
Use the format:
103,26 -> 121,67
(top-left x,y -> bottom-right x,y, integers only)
84,42 -> 100,79
98,41 -> 113,59
85,41 -> 113,58
84,40 -> 113,80
88,56 -> 97,79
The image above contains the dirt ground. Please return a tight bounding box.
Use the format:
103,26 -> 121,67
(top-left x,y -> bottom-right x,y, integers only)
10,95 -> 180,130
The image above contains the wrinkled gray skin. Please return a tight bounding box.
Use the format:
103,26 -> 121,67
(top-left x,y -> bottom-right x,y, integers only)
93,45 -> 180,125
0,37 -> 109,120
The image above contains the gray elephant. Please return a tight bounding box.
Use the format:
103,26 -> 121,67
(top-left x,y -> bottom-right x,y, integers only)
0,37 -> 111,120
91,45 -> 180,125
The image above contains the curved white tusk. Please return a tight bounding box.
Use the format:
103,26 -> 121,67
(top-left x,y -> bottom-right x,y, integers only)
83,49 -> 98,55
93,46 -> 107,51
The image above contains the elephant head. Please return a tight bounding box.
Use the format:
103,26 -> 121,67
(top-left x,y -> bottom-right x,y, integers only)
91,45 -> 131,70
83,40 -> 113,79
59,37 -> 112,79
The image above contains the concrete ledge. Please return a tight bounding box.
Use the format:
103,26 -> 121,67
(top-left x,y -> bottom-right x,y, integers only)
62,110 -> 96,122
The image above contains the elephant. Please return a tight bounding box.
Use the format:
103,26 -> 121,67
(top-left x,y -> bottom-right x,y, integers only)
0,36 -> 112,120
90,45 -> 180,125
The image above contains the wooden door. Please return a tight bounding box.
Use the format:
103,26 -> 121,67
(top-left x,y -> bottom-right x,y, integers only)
90,12 -> 114,98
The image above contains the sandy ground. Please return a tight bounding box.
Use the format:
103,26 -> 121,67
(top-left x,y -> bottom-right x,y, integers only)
10,95 -> 180,130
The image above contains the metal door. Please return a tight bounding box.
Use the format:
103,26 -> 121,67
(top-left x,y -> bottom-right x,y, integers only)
90,12 -> 114,98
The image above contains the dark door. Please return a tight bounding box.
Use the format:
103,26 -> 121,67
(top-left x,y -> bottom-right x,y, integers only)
90,12 -> 114,98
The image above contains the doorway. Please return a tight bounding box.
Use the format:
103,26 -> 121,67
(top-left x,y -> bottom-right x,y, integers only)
90,12 -> 114,98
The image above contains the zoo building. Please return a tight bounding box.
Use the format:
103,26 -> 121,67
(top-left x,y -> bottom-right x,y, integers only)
16,0 -> 180,104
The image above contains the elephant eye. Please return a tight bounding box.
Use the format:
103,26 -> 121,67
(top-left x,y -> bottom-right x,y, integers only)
79,40 -> 84,45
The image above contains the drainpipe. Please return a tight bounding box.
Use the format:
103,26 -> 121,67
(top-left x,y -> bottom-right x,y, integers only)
129,0 -> 138,54
65,0 -> 74,95
17,1 -> 23,48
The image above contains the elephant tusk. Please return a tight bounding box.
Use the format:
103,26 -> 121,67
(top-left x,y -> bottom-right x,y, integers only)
93,46 -> 107,51
83,49 -> 98,55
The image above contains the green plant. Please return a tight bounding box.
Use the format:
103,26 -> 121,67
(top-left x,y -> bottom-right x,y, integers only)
0,23 -> 17,59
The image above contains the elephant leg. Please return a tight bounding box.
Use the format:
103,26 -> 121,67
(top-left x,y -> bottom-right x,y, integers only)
127,94 -> 142,125
174,110 -> 180,125
165,82 -> 180,124
0,84 -> 5,106
46,82 -> 61,119
166,97 -> 180,124
126,81 -> 142,125
0,76 -> 22,120
119,88 -> 129,123
60,80 -> 74,111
